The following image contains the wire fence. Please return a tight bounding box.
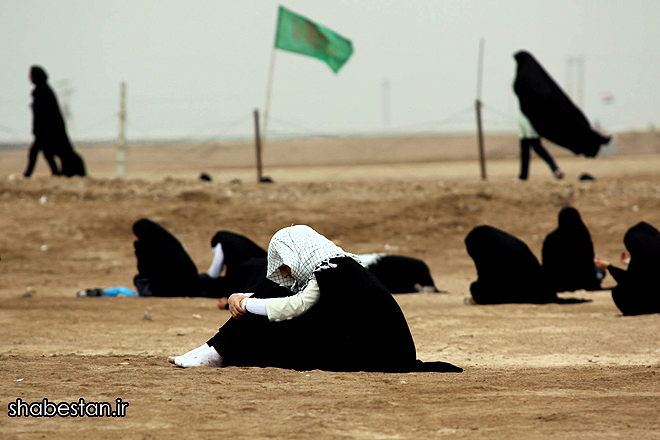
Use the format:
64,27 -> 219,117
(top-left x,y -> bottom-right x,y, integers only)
0,100 -> 520,149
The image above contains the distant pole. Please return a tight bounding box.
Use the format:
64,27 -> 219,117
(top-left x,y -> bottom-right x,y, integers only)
475,38 -> 486,180
382,78 -> 391,129
117,82 -> 127,179
566,56 -> 574,99
577,55 -> 585,108
254,108 -> 263,182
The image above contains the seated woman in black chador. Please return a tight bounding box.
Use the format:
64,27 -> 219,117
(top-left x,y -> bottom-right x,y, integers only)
169,225 -> 419,372
132,218 -> 204,297
199,231 -> 271,300
465,225 -> 558,304
542,206 -> 605,293
358,253 -> 440,293
595,222 -> 660,316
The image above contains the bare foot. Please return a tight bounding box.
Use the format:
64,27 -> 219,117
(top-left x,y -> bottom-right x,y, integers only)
217,297 -> 229,310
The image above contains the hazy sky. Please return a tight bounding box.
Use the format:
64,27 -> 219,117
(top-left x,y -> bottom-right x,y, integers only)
1,0 -> 658,142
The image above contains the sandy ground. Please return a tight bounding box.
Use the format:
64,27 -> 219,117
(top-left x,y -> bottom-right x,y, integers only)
1,134 -> 660,439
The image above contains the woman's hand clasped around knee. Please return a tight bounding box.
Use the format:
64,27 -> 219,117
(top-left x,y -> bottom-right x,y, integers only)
228,294 -> 248,319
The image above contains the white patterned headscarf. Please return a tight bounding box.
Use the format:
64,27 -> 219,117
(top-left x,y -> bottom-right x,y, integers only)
266,225 -> 361,293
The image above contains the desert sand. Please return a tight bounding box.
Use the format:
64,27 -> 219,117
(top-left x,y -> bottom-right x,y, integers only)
1,132 -> 659,439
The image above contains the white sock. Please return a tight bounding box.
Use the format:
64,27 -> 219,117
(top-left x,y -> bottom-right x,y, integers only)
174,346 -> 223,368
168,343 -> 209,364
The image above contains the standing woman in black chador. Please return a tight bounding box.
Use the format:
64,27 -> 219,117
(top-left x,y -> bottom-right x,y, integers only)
595,222 -> 660,316
24,65 -> 86,178
513,51 -> 611,159
542,206 -> 604,293
169,225 -> 419,372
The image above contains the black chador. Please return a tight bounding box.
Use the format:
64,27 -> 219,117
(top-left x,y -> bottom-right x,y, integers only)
132,218 -> 203,297
542,207 -> 604,293
513,51 -> 611,158
200,231 -> 273,297
608,222 -> 660,316
207,257 -> 419,372
25,65 -> 86,177
360,254 -> 439,293
465,225 -> 557,304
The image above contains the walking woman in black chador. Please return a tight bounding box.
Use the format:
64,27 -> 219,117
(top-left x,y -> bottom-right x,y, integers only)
25,65 -> 86,177
595,222 -> 660,316
169,225 -> 421,372
542,206 -> 604,293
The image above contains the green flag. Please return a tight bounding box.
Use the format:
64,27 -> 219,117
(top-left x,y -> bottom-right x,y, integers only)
274,6 -> 353,73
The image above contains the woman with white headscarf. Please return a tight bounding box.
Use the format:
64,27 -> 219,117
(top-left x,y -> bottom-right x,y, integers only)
170,225 -> 417,372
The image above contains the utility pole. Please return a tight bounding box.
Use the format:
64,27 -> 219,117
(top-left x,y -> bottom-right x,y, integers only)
475,37 -> 486,180
382,78 -> 391,129
55,79 -> 75,131
117,82 -> 127,179
566,55 -> 585,108
576,55 -> 585,108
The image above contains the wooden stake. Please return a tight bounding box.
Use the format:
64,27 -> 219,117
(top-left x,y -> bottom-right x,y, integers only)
254,108 -> 263,183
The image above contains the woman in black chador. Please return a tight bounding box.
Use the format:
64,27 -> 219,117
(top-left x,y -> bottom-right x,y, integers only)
169,225 -> 419,372
358,253 -> 440,293
200,231 -> 271,299
595,222 -> 660,316
465,225 -> 557,304
542,207 -> 604,293
24,65 -> 86,178
513,51 -> 611,159
132,218 -> 204,297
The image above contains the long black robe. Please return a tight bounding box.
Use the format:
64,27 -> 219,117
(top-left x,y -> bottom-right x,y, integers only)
26,66 -> 86,177
542,207 -> 603,293
132,218 -> 203,297
363,255 -> 439,293
465,225 -> 557,304
207,257 -> 419,372
513,51 -> 610,158
609,222 -> 660,316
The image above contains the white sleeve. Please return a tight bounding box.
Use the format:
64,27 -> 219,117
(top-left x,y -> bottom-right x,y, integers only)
261,275 -> 321,322
207,243 -> 225,278
243,297 -> 268,316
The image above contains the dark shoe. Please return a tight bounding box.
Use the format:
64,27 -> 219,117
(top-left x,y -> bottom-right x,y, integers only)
76,288 -> 103,297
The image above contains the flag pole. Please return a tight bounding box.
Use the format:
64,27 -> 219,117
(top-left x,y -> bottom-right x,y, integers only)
475,37 -> 486,180
262,47 -> 277,146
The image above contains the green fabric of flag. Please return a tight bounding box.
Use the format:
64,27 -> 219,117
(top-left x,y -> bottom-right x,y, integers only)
274,6 -> 353,73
